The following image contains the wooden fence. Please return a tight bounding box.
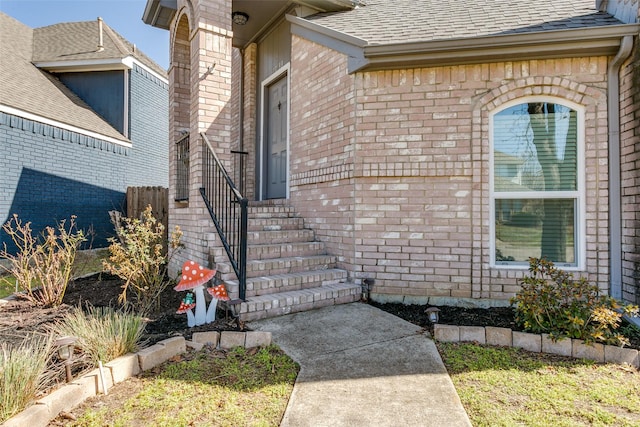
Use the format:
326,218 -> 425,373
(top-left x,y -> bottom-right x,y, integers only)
126,186 -> 169,238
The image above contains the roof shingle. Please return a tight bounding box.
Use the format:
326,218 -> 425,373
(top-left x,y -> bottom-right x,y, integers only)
305,0 -> 625,45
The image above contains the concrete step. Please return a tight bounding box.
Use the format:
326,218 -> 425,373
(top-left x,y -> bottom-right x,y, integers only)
218,255 -> 336,280
247,229 -> 314,245
236,281 -> 362,322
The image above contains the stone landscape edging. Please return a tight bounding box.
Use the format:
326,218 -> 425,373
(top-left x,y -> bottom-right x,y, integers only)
1,331 -> 272,427
433,324 -> 639,368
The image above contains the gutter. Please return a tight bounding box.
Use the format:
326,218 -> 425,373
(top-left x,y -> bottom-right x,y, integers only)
607,35 -> 634,300
363,24 -> 640,71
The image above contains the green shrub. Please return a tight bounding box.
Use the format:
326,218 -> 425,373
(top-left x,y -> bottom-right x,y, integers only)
0,335 -> 54,422
53,305 -> 146,365
0,215 -> 86,307
511,258 -> 638,346
102,206 -> 182,314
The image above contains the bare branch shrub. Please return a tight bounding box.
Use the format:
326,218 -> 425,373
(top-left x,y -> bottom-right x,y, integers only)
0,215 -> 86,307
102,206 -> 182,314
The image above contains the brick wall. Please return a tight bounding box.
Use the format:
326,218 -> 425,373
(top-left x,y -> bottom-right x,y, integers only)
128,64 -> 169,187
289,37 -> 357,272
0,113 -> 128,250
0,63 -> 168,253
621,36 -> 640,304
289,36 -> 611,304
166,0 -> 234,276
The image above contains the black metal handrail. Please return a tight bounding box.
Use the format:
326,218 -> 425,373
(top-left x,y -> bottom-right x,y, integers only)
200,132 -> 248,300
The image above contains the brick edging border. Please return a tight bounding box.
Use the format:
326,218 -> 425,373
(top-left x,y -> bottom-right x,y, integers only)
1,331 -> 272,427
433,324 -> 639,368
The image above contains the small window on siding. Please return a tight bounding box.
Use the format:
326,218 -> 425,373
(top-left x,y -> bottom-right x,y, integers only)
491,100 -> 583,267
175,134 -> 190,202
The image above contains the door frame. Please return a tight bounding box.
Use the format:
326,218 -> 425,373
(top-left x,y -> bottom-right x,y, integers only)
258,63 -> 290,200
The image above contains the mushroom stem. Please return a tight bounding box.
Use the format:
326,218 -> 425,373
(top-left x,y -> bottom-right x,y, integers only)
193,285 -> 207,326
206,298 -> 218,323
186,309 -> 195,327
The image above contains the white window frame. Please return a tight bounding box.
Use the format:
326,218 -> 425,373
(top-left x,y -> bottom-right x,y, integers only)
489,96 -> 586,270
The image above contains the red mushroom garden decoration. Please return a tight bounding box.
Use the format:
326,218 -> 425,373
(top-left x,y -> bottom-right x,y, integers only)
174,260 -> 216,326
176,293 -> 196,327
205,283 -> 230,322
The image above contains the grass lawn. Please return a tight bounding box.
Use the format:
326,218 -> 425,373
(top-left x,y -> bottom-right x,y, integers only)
438,342 -> 640,427
58,345 -> 299,426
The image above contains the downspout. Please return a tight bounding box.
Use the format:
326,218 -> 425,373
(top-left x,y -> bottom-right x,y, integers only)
607,35 -> 634,300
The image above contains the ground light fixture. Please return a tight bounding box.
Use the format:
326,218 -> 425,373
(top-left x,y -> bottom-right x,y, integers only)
232,11 -> 249,25
55,336 -> 77,383
425,307 -> 441,323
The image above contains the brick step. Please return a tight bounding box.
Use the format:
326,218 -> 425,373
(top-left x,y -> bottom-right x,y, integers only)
248,206 -> 297,219
235,281 -> 361,322
224,268 -> 347,297
217,255 -> 336,280
247,241 -> 326,260
248,217 -> 305,231
247,229 -> 314,245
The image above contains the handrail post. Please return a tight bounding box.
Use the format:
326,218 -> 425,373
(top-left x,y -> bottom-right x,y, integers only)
238,198 -> 248,300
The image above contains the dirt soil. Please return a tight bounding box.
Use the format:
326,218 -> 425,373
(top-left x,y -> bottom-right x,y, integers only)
1,274 -> 638,350
0,273 -> 245,349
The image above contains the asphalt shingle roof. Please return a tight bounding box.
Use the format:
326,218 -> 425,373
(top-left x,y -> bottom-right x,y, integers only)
0,13 -> 128,142
32,19 -> 166,77
305,0 -> 626,45
1,13 -> 167,143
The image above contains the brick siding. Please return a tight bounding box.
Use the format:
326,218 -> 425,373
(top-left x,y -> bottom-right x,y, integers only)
288,36 -> 610,303
1,64 -> 168,252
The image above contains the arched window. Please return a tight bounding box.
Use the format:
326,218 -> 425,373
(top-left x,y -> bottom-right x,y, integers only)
490,98 -> 584,268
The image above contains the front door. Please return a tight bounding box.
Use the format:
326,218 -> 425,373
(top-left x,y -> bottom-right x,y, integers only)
265,76 -> 288,199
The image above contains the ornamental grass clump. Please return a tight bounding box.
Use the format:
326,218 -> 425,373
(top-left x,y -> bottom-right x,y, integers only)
0,335 -> 55,422
53,305 -> 146,365
102,206 -> 182,315
0,215 -> 86,307
511,258 -> 638,346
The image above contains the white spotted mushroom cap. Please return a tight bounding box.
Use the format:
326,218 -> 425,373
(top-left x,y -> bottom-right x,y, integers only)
174,260 -> 216,291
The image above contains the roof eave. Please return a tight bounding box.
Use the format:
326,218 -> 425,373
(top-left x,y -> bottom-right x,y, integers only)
361,24 -> 640,71
142,0 -> 177,30
291,17 -> 640,73
34,58 -> 132,73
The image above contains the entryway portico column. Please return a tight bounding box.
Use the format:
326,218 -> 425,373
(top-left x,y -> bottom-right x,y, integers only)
191,0 -> 234,166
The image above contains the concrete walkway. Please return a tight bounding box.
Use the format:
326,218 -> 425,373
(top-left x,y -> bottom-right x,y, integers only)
248,302 -> 472,427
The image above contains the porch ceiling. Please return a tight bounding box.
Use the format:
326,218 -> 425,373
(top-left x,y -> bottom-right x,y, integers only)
142,0 -> 358,47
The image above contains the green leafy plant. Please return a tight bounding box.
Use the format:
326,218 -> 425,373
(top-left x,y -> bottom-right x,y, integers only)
0,215 -> 86,307
0,335 -> 54,422
102,206 -> 182,314
511,258 -> 638,346
52,305 -> 146,365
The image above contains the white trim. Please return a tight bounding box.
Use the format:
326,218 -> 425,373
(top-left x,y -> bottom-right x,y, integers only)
258,63 -> 290,200
34,56 -> 168,85
125,57 -> 169,84
123,69 -> 130,138
0,104 -> 132,148
489,96 -> 585,270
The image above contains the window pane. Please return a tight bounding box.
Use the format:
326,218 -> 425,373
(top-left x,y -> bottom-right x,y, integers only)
494,103 -> 577,192
495,199 -> 575,265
